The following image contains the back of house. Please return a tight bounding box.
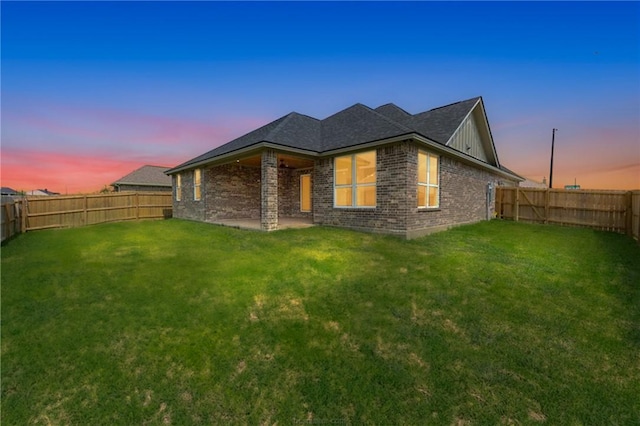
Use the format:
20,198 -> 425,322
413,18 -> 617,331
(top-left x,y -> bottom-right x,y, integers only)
166,97 -> 522,238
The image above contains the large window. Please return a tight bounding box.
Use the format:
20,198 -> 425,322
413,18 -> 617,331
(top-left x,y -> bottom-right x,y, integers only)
194,169 -> 202,201
175,174 -> 182,201
417,151 -> 439,208
334,150 -> 376,208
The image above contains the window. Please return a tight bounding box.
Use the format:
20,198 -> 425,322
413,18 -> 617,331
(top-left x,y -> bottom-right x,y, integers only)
417,151 -> 439,208
175,174 -> 182,201
194,169 -> 202,201
300,174 -> 311,212
334,150 -> 376,207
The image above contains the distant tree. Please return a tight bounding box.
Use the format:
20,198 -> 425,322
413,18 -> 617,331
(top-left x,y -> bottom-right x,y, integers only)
100,185 -> 113,194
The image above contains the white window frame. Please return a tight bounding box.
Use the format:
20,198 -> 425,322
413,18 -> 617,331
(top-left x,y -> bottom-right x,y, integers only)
193,169 -> 202,201
417,151 -> 439,209
175,174 -> 182,202
334,150 -> 376,208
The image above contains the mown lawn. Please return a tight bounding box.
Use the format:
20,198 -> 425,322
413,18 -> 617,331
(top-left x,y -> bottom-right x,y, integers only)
1,219 -> 639,425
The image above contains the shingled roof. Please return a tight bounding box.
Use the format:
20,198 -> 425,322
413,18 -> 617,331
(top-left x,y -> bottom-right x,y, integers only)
112,165 -> 171,188
168,96 -> 492,174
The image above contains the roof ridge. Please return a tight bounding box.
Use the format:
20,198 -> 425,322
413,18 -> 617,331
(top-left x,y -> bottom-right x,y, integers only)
320,102 -> 367,120
425,96 -> 481,113
360,103 -> 415,133
375,103 -> 412,116
264,112 -> 297,142
290,111 -> 321,122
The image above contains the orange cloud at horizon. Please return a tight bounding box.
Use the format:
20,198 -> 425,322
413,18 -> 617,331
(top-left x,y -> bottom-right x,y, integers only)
2,104 -> 273,194
4,147 -> 638,196
1,148 -> 178,194
516,163 -> 640,191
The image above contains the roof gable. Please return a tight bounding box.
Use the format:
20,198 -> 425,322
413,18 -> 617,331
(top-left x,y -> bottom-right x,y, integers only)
443,98 -> 499,167
410,97 -> 480,144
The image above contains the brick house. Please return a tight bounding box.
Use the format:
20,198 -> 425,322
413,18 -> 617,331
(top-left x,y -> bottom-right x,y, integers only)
112,165 -> 172,192
166,97 -> 522,239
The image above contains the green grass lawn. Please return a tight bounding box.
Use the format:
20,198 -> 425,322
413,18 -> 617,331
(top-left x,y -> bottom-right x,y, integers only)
2,220 -> 639,425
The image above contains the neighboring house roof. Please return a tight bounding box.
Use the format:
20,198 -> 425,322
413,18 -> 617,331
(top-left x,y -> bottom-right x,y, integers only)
26,189 -> 59,196
1,187 -> 18,196
167,96 -> 522,181
112,165 -> 172,188
520,178 -> 548,188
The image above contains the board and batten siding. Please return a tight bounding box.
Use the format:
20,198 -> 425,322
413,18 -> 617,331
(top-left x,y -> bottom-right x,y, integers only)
448,112 -> 488,162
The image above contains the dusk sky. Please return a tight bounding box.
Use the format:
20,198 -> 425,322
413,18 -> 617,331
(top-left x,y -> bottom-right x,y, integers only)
2,1 -> 639,193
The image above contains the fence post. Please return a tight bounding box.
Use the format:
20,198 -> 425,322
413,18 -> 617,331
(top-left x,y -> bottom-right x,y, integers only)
2,203 -> 8,241
136,192 -> 140,220
21,198 -> 28,232
625,191 -> 633,237
83,195 -> 88,226
544,189 -> 550,224
514,187 -> 519,222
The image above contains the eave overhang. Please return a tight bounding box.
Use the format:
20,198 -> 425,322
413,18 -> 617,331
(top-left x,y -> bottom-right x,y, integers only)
166,133 -> 522,182
165,142 -> 319,175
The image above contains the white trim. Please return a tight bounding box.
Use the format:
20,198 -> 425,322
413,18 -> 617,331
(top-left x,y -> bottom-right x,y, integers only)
417,151 -> 440,209
445,98 -> 500,168
445,98 -> 481,147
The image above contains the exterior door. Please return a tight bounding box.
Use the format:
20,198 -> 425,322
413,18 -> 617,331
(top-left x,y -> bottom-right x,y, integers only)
300,174 -> 311,212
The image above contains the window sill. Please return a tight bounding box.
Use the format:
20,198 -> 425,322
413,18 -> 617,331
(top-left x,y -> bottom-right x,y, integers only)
417,207 -> 441,212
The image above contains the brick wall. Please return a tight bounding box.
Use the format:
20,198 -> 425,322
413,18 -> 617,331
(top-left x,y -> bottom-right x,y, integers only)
406,145 -> 507,238
172,169 -> 205,221
172,164 -> 262,222
313,142 -> 412,236
205,164 -> 261,221
314,141 -> 515,238
173,142 -> 516,237
280,168 -> 313,219
261,150 -> 278,230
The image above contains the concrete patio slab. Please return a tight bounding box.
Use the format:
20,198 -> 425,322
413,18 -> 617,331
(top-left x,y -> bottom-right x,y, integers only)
210,217 -> 314,231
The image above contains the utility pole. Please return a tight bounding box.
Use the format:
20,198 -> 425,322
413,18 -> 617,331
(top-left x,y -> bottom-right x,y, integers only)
549,128 -> 558,189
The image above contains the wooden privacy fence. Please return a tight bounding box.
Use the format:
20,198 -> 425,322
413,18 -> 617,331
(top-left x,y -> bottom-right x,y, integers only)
14,192 -> 172,234
1,200 -> 23,243
496,187 -> 640,240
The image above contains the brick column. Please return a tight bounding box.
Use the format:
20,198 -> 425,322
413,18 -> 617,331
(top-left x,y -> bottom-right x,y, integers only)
261,149 -> 278,231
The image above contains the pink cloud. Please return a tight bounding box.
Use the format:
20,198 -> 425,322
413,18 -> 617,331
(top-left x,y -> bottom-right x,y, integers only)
1,147 -> 161,193
2,103 -> 272,193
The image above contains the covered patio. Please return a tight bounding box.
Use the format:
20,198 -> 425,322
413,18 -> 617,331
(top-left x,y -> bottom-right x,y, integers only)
203,149 -> 315,231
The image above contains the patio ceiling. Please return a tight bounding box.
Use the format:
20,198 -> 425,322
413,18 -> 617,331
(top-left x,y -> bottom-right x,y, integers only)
234,154 -> 314,169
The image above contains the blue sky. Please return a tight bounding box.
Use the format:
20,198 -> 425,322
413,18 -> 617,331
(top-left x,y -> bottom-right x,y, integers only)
2,1 -> 639,192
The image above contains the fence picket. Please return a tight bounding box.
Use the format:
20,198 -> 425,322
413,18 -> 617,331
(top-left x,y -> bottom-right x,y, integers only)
496,187 -> 639,240
1,192 -> 172,241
